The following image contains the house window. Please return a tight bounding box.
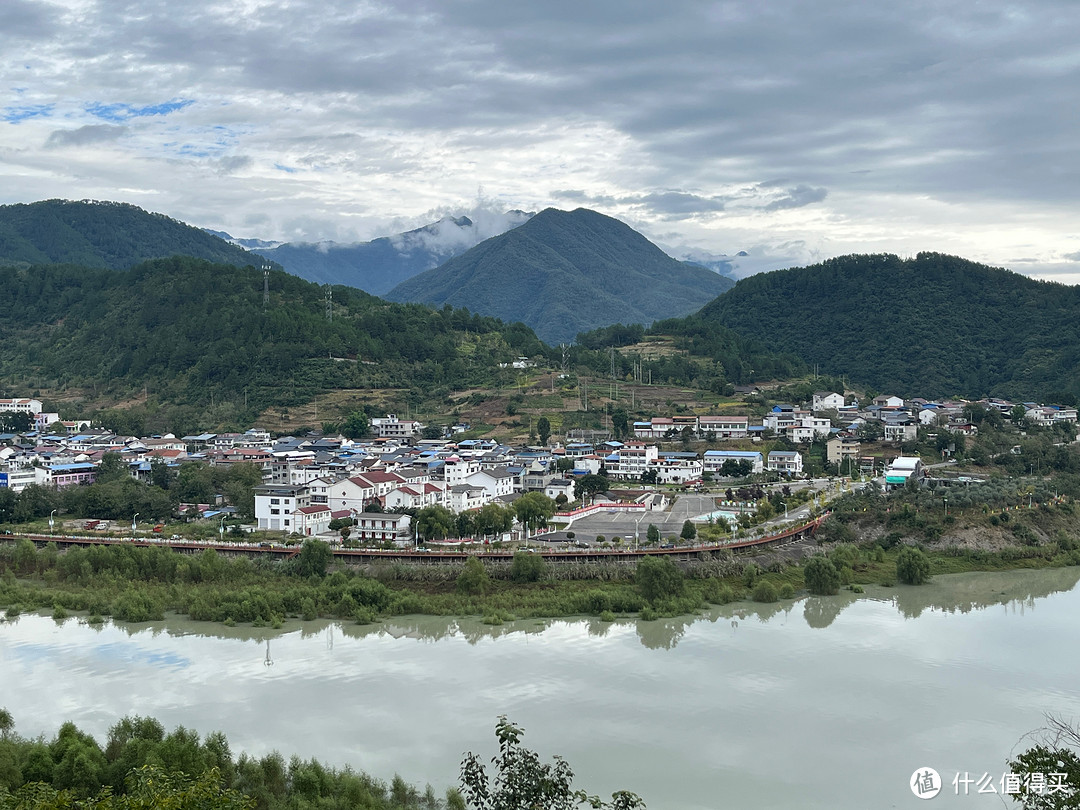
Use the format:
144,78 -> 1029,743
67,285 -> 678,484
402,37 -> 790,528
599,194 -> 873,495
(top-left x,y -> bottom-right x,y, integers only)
270,509 -> 279,515
270,498 -> 280,504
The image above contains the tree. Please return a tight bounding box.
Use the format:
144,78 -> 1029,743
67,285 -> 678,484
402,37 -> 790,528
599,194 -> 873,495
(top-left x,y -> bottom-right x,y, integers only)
0,411 -> 31,433
1009,716 -> 1080,810
460,717 -> 645,810
574,474 -> 609,502
679,520 -> 696,542
635,556 -> 683,603
149,458 -> 176,491
803,555 -> 841,595
415,505 -> 456,542
611,409 -> 629,440
175,462 -> 215,504
474,503 -> 513,542
295,539 -> 331,578
896,546 -> 931,585
646,524 -> 660,544
341,410 -> 369,440
456,556 -> 490,595
536,416 -> 552,446
96,452 -> 129,485
513,492 -> 556,536
510,551 -> 547,583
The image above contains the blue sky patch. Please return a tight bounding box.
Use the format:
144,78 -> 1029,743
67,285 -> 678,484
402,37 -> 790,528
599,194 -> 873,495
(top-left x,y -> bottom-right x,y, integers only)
3,103 -> 54,123
86,98 -> 194,122
274,163 -> 299,173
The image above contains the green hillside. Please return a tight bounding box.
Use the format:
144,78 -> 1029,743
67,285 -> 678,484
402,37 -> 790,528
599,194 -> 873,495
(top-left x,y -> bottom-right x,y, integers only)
0,199 -> 266,269
681,252 -> 1080,401
386,208 -> 734,344
0,257 -> 544,430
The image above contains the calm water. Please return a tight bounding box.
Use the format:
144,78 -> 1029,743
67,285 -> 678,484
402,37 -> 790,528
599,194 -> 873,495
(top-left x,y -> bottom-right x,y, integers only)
3,568 -> 1080,809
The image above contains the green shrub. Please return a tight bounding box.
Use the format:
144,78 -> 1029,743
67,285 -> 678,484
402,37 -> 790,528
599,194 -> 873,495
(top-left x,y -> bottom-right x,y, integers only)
896,546 -> 931,585
803,556 -> 841,595
457,557 -> 490,595
636,556 -> 684,603
599,610 -> 616,622
778,583 -> 795,599
509,552 -> 547,583
752,580 -> 778,603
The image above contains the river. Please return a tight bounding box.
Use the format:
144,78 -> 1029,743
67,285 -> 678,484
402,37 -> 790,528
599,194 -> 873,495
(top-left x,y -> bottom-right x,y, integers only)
3,567 -> 1080,809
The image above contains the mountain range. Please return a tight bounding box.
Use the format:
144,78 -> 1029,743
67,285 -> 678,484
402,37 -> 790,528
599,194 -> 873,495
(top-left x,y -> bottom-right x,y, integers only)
386,207 -> 735,344
225,210 -> 533,295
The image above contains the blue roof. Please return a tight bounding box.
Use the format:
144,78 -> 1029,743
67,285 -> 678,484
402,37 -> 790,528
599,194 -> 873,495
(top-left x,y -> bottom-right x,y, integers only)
704,450 -> 761,459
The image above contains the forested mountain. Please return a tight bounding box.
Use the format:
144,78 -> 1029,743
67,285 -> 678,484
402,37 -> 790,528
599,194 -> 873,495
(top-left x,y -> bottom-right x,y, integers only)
677,252 -> 1080,401
386,208 -> 735,344
250,212 -> 533,295
0,200 -> 266,269
0,257 -> 544,431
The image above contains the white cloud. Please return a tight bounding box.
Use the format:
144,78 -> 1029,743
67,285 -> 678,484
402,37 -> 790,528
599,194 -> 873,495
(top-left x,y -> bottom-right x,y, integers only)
0,0 -> 1078,281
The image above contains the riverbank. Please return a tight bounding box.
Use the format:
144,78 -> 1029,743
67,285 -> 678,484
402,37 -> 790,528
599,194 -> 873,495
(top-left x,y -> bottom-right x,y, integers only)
2,517 -> 1079,629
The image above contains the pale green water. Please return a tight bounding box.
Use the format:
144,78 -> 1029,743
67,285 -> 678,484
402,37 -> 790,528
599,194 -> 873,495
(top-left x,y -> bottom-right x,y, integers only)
2,567 -> 1079,809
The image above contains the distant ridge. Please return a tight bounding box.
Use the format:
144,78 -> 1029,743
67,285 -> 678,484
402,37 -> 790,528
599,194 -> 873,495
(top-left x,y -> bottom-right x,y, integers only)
248,211 -> 533,295
681,252 -> 1080,401
386,207 -> 734,343
0,199 -> 267,270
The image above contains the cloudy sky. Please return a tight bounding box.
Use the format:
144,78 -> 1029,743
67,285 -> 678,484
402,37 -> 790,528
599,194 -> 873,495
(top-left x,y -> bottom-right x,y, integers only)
3,0 -> 1080,279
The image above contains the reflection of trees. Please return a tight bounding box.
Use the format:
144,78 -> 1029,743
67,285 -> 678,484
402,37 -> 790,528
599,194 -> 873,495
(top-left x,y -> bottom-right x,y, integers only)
586,619 -> 611,638
892,567 -> 1080,620
803,593 -> 857,629
635,617 -> 691,650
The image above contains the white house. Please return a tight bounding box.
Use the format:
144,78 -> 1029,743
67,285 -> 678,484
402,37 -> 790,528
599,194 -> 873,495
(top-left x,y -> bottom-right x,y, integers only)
766,451 -> 803,475
609,443 -> 658,480
255,484 -> 308,531
703,450 -> 764,475
370,414 -> 424,441
385,482 -> 446,510
0,398 -> 43,416
652,456 -> 704,484
293,504 -> 332,536
812,392 -> 845,412
697,415 -> 750,439
352,512 -> 412,544
464,467 -> 518,499
448,483 -> 487,513
543,478 -> 575,501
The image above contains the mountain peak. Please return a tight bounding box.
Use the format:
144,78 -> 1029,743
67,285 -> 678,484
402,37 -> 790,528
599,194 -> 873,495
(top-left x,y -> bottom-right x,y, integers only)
386,207 -> 734,343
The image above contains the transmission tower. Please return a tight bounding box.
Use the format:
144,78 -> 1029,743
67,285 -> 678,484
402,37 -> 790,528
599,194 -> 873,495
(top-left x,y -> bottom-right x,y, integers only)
262,264 -> 271,307
325,284 -> 333,321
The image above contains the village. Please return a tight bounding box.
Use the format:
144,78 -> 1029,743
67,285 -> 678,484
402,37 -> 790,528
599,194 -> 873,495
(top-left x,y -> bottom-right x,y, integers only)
1,391 -> 1077,545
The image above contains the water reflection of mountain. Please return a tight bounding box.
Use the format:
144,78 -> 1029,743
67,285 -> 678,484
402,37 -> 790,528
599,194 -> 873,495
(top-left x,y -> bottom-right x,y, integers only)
56,567 -> 1080,651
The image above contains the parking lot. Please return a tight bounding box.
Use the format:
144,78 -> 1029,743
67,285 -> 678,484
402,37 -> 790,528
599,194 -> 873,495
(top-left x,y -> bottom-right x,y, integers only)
541,493 -> 725,545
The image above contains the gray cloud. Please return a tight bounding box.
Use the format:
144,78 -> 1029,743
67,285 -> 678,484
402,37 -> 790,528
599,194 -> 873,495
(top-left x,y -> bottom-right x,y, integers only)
2,0 -> 1080,274
0,0 -> 55,39
763,185 -> 829,212
45,125 -> 128,148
